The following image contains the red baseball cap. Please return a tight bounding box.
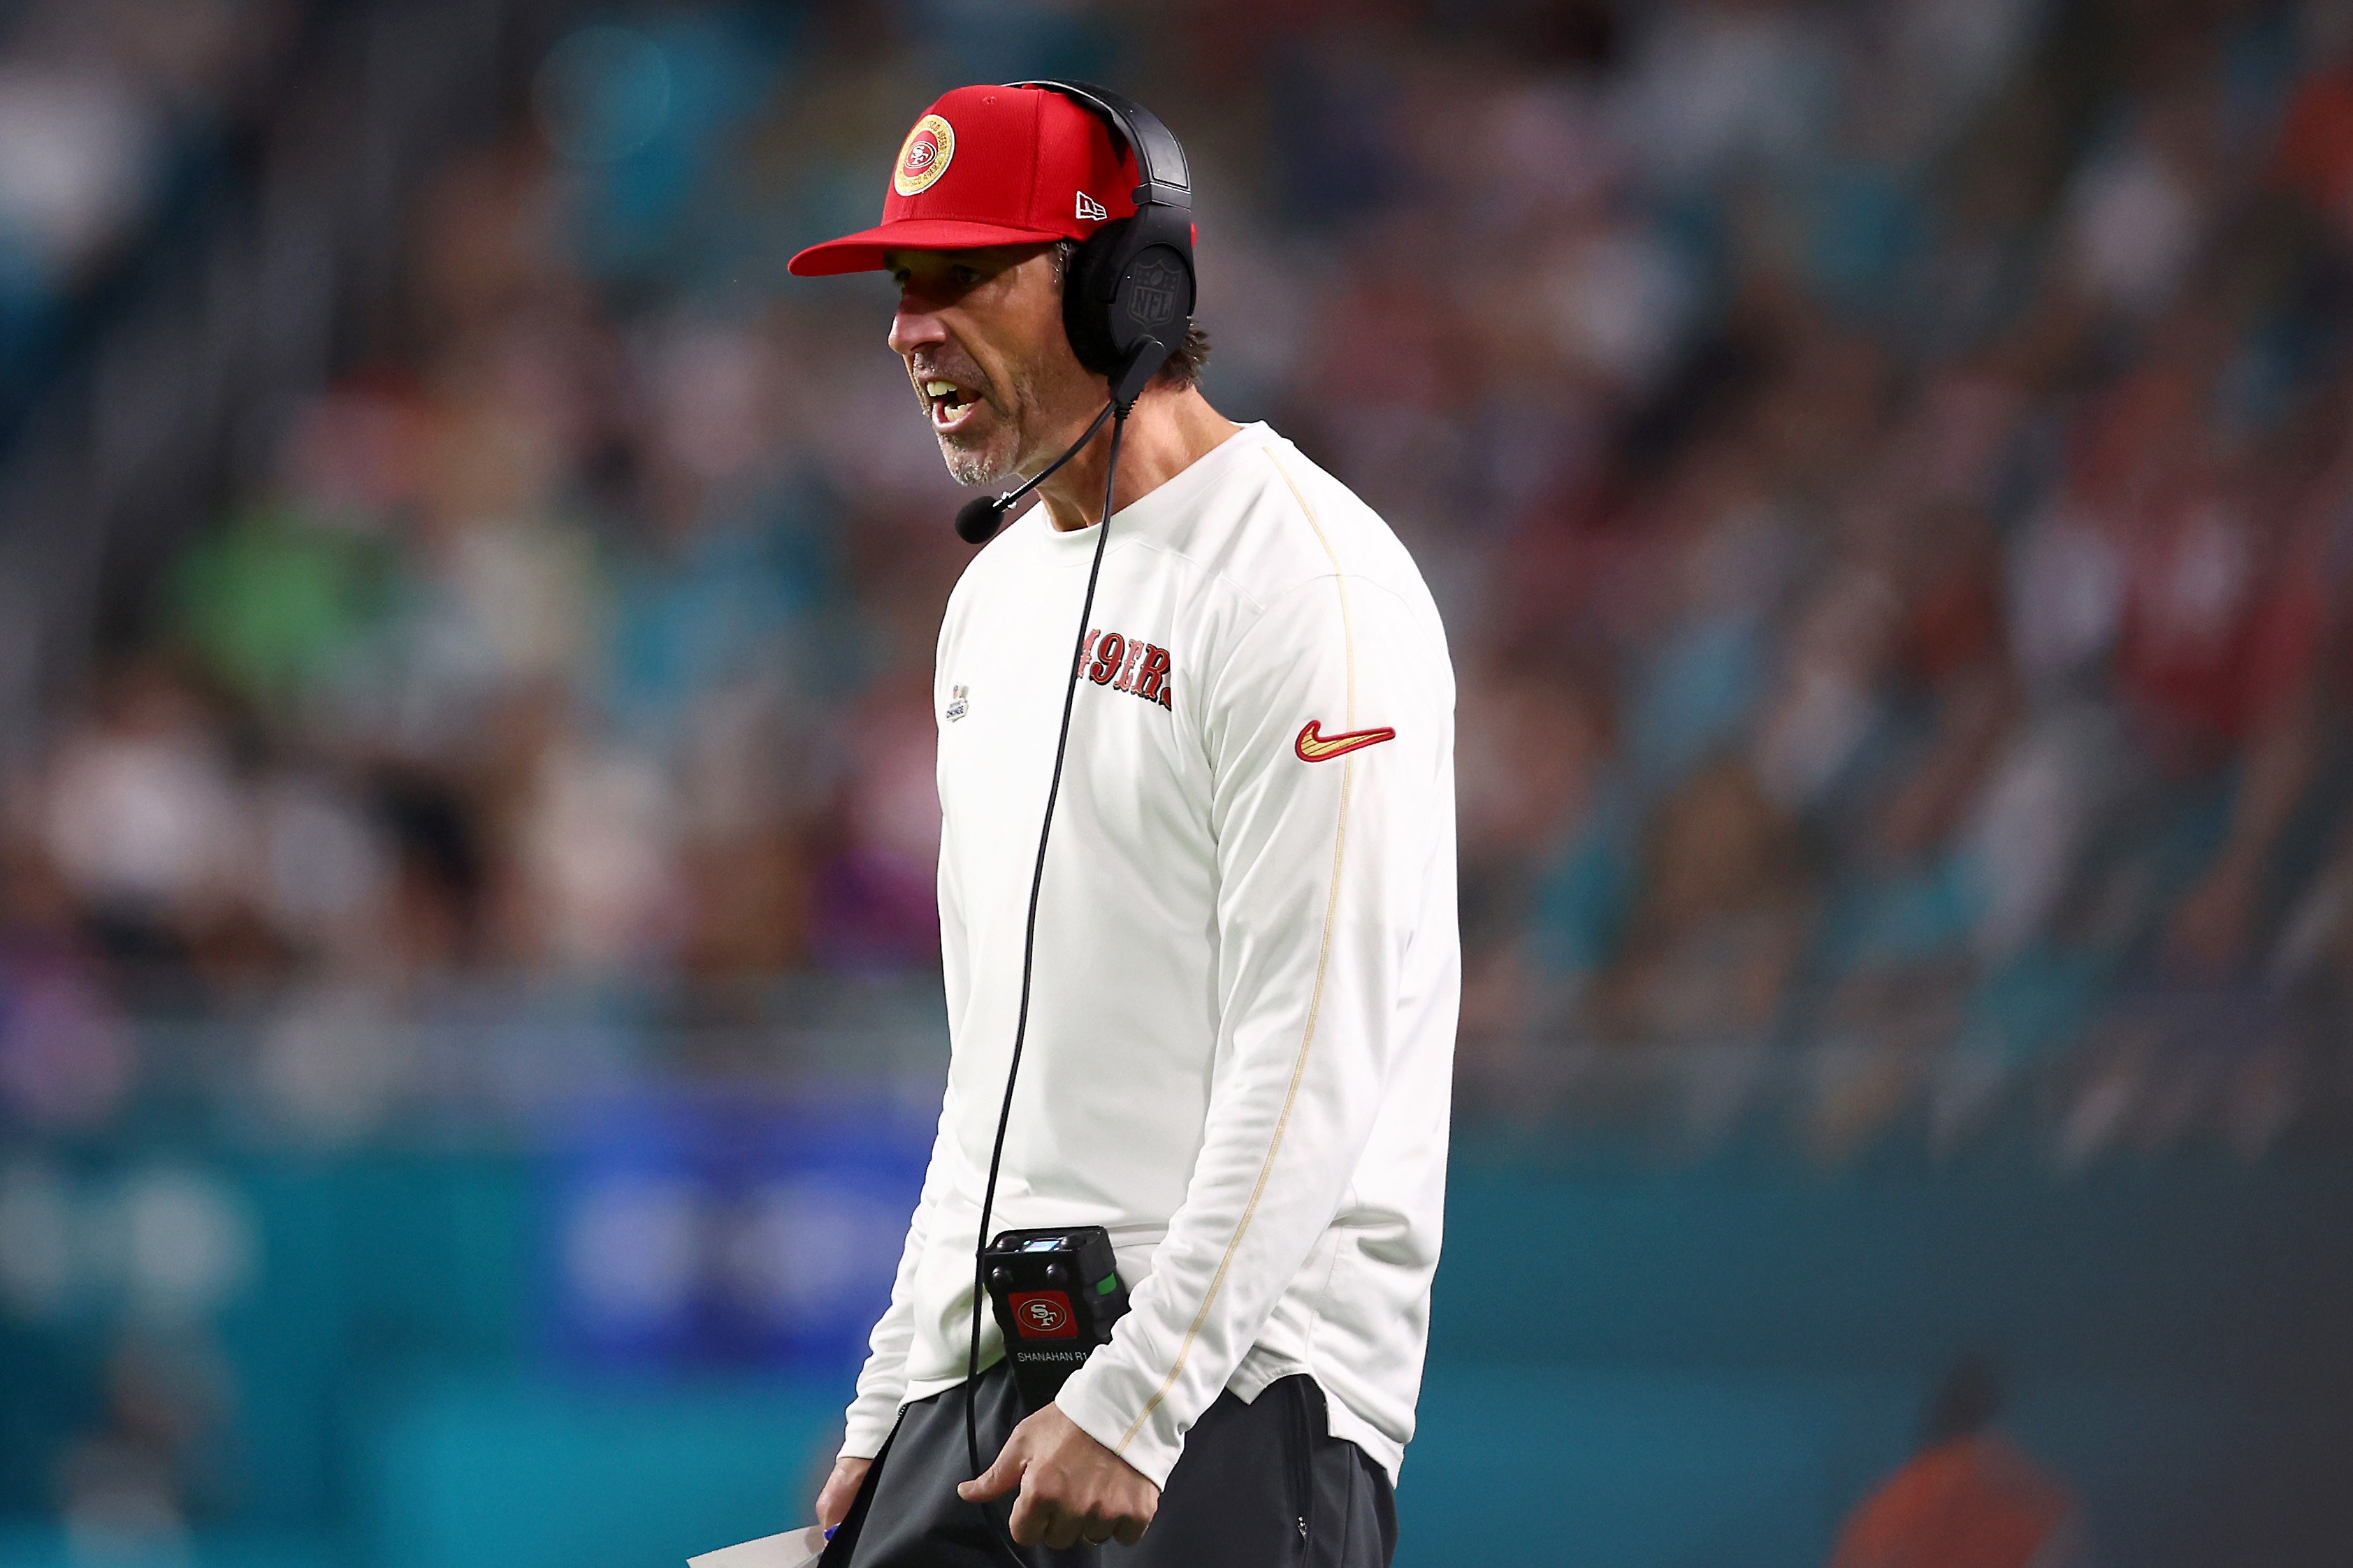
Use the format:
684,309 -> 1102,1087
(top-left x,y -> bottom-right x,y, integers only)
787,85 -> 1141,277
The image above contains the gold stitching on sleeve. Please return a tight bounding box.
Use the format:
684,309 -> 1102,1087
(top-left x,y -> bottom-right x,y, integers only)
1113,448 -> 1356,1456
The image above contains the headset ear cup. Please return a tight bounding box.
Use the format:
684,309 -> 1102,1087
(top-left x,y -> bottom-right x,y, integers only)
1062,206 -> 1196,395
1062,223 -> 1129,378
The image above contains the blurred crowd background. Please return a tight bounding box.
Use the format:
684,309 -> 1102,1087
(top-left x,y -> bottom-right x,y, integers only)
1,1 -> 2350,1565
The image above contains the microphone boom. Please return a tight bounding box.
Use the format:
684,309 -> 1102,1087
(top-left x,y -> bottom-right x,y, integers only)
950,400 -> 1116,544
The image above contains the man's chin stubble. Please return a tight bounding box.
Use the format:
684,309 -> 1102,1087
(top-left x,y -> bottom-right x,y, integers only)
938,428 -> 1019,488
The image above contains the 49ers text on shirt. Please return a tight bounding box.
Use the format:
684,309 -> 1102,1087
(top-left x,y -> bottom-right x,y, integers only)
1076,628 -> 1173,708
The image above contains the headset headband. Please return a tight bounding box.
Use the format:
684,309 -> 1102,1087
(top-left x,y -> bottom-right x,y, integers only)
1008,79 -> 1192,211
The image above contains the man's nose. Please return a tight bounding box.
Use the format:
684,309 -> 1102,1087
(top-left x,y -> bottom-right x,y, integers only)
888,298 -> 947,358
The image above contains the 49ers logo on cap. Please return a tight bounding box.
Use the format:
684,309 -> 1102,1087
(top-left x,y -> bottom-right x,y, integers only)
892,113 -> 955,196
1006,1290 -> 1077,1338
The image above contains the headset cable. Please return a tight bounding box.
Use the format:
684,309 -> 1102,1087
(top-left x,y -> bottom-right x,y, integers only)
963,400 -> 1129,1565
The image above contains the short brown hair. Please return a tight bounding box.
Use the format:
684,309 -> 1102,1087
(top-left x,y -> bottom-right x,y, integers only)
1050,240 -> 1211,391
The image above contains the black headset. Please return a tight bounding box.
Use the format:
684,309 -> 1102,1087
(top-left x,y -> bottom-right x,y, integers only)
1013,79 -> 1196,407
950,81 -> 1197,545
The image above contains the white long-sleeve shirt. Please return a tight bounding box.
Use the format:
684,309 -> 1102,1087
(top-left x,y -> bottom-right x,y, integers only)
841,421 -> 1458,1488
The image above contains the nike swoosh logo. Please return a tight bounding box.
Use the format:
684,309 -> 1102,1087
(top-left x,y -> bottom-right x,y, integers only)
1295,720 -> 1397,762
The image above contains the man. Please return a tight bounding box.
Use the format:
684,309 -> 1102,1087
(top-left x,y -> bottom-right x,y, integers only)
788,83 -> 1457,1565
1830,1357 -> 2083,1568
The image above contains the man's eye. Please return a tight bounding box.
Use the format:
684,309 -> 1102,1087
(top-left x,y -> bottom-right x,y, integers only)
951,266 -> 982,286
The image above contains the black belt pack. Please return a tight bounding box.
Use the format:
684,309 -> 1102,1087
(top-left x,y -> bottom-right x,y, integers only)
982,1225 -> 1131,1410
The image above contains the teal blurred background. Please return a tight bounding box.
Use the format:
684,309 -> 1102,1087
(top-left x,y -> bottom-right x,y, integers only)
7,1094 -> 2351,1566
3,0 -> 2353,1562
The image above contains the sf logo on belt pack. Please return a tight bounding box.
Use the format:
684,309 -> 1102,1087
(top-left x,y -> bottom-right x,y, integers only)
1296,720 -> 1396,762
1005,1291 -> 1078,1338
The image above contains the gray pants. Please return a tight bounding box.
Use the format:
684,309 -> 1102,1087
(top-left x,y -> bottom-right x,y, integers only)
822,1361 -> 1397,1567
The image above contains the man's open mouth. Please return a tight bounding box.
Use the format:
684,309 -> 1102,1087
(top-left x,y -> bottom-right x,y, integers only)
922,376 -> 985,435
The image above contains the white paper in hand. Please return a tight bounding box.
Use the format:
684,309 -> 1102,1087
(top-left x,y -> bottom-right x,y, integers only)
686,1525 -> 827,1568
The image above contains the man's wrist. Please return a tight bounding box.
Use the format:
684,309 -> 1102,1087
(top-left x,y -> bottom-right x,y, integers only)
840,1405 -> 897,1461
1055,1362 -> 1178,1489
842,1384 -> 903,1450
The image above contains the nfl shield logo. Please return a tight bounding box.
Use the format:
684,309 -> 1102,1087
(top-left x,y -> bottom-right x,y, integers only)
1125,255 -> 1185,328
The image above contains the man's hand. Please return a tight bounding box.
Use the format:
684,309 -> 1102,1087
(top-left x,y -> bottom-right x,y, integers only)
814,1456 -> 871,1531
957,1402 -> 1159,1548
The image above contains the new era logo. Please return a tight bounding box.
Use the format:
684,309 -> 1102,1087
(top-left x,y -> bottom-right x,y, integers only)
1076,191 -> 1108,222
